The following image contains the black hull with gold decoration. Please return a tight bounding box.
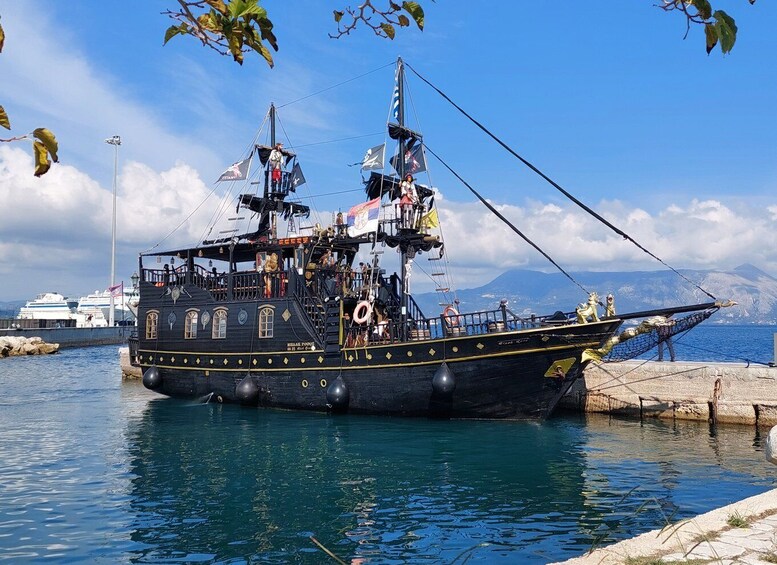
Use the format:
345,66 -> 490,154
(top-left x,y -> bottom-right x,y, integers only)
130,269 -> 623,420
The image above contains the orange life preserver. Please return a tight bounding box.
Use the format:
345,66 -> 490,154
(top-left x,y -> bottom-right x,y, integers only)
442,305 -> 460,327
353,300 -> 373,325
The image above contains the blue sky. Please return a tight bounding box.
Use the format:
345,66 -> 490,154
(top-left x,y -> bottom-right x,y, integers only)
1,0 -> 776,301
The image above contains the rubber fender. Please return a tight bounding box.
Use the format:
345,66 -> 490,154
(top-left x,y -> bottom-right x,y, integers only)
142,366 -> 162,390
326,376 -> 350,412
235,375 -> 259,405
432,362 -> 456,398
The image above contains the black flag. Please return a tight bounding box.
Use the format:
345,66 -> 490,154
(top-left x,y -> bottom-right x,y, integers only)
289,162 -> 306,190
217,157 -> 251,182
390,143 -> 427,176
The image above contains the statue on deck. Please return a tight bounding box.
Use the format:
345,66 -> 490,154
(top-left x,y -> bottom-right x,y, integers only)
576,291 -> 600,324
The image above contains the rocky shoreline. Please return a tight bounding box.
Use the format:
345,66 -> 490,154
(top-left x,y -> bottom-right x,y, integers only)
0,336 -> 60,357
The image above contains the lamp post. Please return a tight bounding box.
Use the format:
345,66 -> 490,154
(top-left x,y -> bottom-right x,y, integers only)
105,135 -> 121,327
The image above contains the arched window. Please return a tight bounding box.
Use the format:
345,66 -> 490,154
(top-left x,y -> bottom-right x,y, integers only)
145,311 -> 158,340
212,309 -> 228,339
258,306 -> 274,338
185,310 -> 198,339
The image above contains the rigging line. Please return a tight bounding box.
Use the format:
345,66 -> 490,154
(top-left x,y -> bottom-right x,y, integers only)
406,62 -> 717,302
287,188 -> 362,201
277,61 -> 395,109
406,80 -> 459,303
425,144 -> 590,296
292,132 -> 384,149
276,114 -> 323,226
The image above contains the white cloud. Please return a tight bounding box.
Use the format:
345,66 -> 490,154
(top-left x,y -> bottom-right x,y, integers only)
0,145 -> 217,297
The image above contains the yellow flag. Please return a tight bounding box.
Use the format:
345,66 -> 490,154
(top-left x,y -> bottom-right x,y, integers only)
421,208 -> 439,229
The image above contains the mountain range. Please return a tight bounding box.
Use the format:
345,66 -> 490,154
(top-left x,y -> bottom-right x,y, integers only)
415,264 -> 777,324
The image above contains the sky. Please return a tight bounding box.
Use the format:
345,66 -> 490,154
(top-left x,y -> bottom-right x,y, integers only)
0,0 -> 776,301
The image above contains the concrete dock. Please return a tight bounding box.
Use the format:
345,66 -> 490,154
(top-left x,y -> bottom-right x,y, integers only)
552,488 -> 777,564
563,360 -> 777,426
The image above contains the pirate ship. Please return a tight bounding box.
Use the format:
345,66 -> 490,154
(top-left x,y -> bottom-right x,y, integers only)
130,59 -> 729,420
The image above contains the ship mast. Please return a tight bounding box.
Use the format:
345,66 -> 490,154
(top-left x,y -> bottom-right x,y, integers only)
268,103 -> 277,240
396,58 -> 409,341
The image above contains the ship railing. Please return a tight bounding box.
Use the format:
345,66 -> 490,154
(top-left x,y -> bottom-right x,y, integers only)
342,306 -> 576,346
127,334 -> 140,367
289,269 -> 327,338
233,270 -> 288,300
142,266 -> 288,301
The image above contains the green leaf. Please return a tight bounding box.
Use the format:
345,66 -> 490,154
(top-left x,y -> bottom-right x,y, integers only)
692,0 -> 712,21
0,20 -> 5,53
163,25 -> 183,45
33,128 -> 58,163
704,23 -> 718,54
713,10 -> 737,53
333,10 -> 344,23
0,105 -> 10,130
380,22 -> 396,39
397,14 -> 410,27
251,41 -> 274,68
227,0 -> 264,20
402,1 -> 425,30
32,141 -> 51,177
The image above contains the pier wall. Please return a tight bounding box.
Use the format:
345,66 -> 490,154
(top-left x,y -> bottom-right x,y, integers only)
561,360 -> 777,426
0,326 -> 131,348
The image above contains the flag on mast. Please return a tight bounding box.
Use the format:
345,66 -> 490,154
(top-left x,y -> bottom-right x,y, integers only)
361,144 -> 385,170
217,157 -> 251,182
108,282 -> 124,298
347,198 -> 381,237
391,68 -> 400,121
289,162 -> 306,190
390,143 -> 427,175
420,208 -> 439,230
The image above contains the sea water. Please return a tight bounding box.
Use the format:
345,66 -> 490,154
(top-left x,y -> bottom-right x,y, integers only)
0,330 -> 775,564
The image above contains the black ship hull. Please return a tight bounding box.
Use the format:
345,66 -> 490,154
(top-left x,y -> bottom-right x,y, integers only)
132,290 -> 622,420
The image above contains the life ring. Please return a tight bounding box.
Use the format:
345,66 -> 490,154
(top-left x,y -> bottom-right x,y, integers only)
353,300 -> 373,325
442,305 -> 460,327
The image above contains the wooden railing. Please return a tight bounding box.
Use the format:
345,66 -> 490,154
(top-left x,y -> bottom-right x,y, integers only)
342,306 -> 576,346
142,266 -> 288,301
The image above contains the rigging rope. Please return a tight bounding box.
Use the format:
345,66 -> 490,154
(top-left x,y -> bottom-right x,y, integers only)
425,144 -> 590,295
406,62 -> 716,301
277,61 -> 395,109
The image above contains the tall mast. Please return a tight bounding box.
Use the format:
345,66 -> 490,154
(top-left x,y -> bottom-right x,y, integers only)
270,103 -> 276,148
396,58 -> 409,341
269,104 -> 277,239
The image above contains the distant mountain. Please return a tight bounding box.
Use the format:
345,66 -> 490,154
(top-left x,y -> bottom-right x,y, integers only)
0,300 -> 25,318
415,264 -> 777,324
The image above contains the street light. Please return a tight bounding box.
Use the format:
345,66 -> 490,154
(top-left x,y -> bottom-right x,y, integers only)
105,135 -> 121,327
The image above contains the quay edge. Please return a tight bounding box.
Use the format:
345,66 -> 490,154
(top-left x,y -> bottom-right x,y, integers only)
0,326 -> 131,349
561,359 -> 777,426
550,488 -> 777,565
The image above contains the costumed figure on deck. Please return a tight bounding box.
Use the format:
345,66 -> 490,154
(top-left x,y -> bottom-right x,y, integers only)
264,252 -> 279,298
399,174 -> 419,229
268,142 -> 285,191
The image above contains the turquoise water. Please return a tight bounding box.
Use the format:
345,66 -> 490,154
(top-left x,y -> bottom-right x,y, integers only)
0,343 -> 775,563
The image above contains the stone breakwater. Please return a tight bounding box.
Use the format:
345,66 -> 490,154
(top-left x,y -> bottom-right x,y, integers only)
0,336 -> 59,357
562,360 -> 777,426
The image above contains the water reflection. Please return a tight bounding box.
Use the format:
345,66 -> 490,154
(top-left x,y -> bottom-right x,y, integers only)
124,401 -> 774,564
